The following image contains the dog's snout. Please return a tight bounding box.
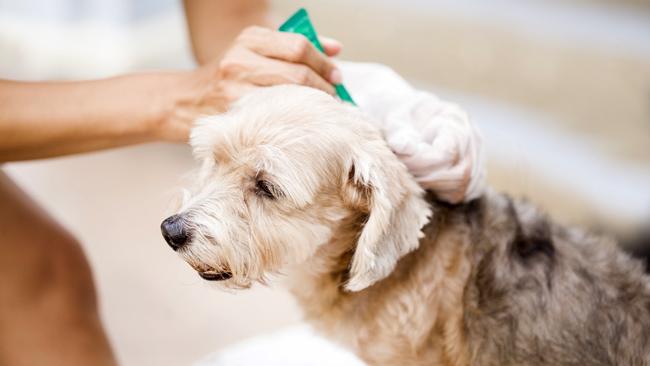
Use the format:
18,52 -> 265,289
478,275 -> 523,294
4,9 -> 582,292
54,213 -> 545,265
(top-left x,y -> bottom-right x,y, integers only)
161,215 -> 190,251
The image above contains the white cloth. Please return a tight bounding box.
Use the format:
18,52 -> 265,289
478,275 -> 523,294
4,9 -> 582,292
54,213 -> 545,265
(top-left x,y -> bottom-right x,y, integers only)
195,324 -> 366,366
339,61 -> 486,203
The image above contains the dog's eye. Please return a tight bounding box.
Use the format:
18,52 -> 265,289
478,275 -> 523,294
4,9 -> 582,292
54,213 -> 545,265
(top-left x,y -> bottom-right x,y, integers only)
255,180 -> 275,199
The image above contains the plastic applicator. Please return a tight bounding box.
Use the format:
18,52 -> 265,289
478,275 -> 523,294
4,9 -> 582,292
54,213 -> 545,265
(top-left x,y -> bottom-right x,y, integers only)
279,8 -> 356,105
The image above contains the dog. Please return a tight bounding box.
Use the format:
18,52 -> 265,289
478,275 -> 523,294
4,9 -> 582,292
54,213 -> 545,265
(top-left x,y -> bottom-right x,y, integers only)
161,85 -> 650,366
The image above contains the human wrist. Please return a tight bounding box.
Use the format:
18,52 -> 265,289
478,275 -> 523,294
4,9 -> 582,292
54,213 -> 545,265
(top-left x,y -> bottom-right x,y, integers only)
142,71 -> 193,143
151,67 -> 228,143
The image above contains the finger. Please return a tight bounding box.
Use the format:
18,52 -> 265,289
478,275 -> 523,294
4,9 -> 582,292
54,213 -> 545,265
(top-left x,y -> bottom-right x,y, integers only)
319,36 -> 342,57
433,188 -> 466,204
238,26 -> 340,84
399,141 -> 460,176
405,127 -> 470,176
242,52 -> 336,95
416,161 -> 472,203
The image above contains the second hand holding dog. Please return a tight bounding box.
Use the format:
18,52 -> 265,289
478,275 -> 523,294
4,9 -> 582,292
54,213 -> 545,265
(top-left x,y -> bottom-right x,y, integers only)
340,61 -> 485,203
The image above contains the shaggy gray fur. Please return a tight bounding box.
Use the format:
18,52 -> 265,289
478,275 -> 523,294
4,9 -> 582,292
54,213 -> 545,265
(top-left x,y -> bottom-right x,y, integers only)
456,191 -> 650,365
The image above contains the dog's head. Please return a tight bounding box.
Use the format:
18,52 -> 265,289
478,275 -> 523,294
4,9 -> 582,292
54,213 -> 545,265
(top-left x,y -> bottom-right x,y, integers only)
161,85 -> 430,290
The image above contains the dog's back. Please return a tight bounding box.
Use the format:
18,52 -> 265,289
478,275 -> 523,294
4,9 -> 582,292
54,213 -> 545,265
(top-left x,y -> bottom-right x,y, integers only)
453,192 -> 650,366
297,191 -> 650,366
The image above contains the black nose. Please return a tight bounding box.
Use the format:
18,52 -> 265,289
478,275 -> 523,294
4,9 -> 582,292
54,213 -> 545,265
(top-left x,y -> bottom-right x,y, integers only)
161,215 -> 190,251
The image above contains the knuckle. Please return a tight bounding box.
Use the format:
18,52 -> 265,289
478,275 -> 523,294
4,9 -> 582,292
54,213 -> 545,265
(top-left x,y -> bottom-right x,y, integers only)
217,57 -> 240,78
221,85 -> 240,103
294,66 -> 311,85
290,37 -> 311,61
242,25 -> 263,36
443,142 -> 461,165
237,26 -> 265,44
295,66 -> 312,84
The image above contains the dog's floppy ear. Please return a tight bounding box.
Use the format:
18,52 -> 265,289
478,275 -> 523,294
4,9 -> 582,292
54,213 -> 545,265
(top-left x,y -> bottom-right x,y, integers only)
343,140 -> 431,292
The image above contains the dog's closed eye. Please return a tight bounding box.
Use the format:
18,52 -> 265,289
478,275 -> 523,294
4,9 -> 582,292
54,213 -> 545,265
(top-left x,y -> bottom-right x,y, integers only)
255,179 -> 278,199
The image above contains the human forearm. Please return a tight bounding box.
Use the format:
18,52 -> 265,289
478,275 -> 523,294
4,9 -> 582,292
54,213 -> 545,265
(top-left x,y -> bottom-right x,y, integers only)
183,0 -> 271,65
0,72 -> 194,162
0,15 -> 344,162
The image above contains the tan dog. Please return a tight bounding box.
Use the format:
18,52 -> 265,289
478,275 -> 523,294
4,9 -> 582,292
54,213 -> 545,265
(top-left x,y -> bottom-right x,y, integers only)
161,85 -> 650,366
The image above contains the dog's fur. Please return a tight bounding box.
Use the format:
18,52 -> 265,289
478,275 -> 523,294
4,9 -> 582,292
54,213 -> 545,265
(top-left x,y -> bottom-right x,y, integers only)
168,85 -> 650,366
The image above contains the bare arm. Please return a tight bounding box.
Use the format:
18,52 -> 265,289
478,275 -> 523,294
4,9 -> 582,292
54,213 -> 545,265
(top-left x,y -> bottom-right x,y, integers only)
184,0 -> 271,65
0,72 -> 196,162
0,2 -> 342,162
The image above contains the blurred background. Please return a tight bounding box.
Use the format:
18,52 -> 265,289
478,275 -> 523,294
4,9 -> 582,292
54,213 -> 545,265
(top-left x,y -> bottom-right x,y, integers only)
1,0 -> 648,364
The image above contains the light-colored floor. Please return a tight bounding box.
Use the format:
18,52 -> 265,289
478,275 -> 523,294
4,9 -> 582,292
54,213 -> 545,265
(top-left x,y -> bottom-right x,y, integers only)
2,0 -> 649,365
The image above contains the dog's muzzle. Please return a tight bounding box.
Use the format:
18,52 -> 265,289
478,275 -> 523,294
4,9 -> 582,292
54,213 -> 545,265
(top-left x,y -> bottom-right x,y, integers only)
161,215 -> 232,282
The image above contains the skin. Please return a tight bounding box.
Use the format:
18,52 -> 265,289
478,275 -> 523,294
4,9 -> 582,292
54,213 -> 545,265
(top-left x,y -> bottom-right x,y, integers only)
0,1 -> 342,364
0,171 -> 116,366
0,11 -> 342,161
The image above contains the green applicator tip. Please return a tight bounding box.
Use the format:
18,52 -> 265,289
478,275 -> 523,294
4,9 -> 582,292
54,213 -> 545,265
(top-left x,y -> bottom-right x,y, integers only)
279,8 -> 356,105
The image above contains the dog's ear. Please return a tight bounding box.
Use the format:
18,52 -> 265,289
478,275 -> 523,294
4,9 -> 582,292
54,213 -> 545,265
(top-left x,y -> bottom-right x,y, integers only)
343,140 -> 431,292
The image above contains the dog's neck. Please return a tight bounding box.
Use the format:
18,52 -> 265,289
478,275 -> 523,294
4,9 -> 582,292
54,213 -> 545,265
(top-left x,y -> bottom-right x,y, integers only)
287,206 -> 474,366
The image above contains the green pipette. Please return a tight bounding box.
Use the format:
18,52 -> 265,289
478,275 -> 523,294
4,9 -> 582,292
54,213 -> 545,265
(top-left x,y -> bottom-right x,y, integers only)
279,8 -> 356,105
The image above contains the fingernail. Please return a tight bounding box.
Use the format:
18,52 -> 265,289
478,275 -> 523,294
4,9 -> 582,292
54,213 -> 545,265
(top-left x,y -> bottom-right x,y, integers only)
329,69 -> 342,84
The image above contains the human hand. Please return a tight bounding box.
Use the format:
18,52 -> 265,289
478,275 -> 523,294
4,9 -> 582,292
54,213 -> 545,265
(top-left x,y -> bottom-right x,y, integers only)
160,26 -> 342,142
383,93 -> 485,203
339,62 -> 485,203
